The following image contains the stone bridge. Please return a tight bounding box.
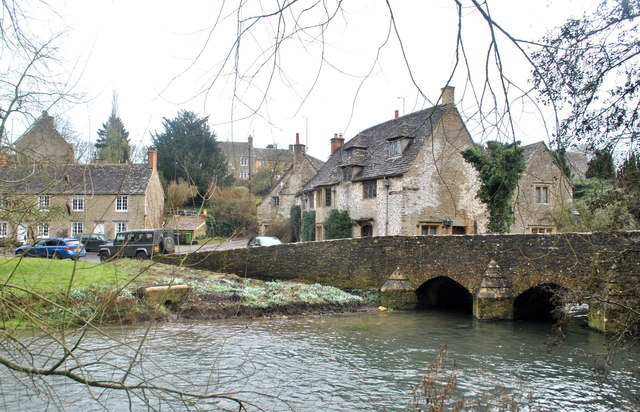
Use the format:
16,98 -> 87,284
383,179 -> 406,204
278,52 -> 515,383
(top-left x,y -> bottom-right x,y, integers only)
156,231 -> 640,332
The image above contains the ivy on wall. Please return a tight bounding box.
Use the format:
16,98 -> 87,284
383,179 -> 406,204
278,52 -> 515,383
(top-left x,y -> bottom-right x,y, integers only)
301,211 -> 316,241
462,141 -> 525,233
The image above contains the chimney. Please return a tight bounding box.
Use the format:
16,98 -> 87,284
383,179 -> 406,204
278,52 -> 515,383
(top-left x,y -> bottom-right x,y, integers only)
330,133 -> 344,155
441,86 -> 455,105
293,132 -> 306,163
395,110 -> 399,119
147,149 -> 157,171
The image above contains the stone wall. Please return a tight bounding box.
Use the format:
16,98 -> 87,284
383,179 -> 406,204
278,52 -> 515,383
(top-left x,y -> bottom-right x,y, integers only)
156,231 -> 640,295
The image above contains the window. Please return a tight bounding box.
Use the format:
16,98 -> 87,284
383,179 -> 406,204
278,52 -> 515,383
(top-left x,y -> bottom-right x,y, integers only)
271,196 -> 280,206
240,170 -> 248,179
531,226 -> 554,234
240,157 -> 248,166
116,195 -> 128,211
325,188 -> 332,207
38,195 -> 50,211
363,180 -> 377,199
115,222 -> 128,234
535,186 -> 549,204
342,167 -> 352,182
0,221 -> 7,238
389,140 -> 402,157
71,222 -> 83,237
420,224 -> 438,235
72,195 -> 84,211
37,223 -> 49,238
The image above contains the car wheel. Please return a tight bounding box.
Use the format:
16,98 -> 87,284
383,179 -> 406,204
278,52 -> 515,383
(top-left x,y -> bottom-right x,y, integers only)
161,236 -> 175,254
99,252 -> 110,262
135,251 -> 148,260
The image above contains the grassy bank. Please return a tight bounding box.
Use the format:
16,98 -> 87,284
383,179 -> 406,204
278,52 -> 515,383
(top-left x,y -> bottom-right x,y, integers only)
0,257 -> 377,329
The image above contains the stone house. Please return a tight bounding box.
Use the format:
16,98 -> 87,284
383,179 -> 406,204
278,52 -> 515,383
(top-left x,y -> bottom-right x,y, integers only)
298,87 -> 487,239
13,111 -> 75,164
0,113 -> 165,243
256,134 -> 325,234
218,136 -> 294,180
511,142 -> 573,234
0,151 -> 164,243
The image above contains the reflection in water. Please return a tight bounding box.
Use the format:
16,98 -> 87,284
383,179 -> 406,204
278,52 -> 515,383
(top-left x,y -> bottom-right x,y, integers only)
1,311 -> 638,411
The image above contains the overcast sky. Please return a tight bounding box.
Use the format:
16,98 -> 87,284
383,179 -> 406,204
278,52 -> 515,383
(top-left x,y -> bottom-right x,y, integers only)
13,0 -> 597,161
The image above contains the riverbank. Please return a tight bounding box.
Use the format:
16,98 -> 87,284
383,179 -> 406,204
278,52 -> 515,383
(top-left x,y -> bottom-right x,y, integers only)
0,257 -> 379,329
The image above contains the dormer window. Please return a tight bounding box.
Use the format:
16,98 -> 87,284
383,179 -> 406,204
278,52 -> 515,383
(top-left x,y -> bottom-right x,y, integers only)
389,140 -> 402,157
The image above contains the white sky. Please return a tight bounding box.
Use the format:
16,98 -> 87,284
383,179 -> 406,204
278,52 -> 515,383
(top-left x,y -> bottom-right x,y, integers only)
11,0 -> 597,161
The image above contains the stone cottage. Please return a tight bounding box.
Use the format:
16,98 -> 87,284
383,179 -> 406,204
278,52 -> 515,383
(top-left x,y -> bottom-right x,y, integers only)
256,133 -> 325,234
511,142 -> 573,234
298,86 -> 487,239
0,114 -> 164,243
218,136 -> 294,181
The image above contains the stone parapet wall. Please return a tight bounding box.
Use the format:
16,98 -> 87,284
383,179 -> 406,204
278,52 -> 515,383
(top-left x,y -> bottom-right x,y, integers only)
156,231 -> 640,293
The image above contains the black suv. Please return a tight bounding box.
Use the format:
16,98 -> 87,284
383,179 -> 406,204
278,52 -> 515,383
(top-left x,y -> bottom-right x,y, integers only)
75,233 -> 112,252
98,229 -> 175,261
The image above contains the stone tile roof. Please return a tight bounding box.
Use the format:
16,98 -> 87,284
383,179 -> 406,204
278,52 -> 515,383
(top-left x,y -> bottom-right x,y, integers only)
0,163 -> 153,195
254,147 -> 293,163
565,151 -> 589,179
167,215 -> 206,231
301,105 -> 446,191
523,141 -> 548,162
218,141 -> 250,157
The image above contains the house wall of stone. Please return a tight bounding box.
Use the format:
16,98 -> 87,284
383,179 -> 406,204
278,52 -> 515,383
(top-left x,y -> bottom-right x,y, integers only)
144,170 -> 166,229
512,148 -> 573,233
14,114 -> 74,164
314,107 -> 486,238
257,154 -> 319,234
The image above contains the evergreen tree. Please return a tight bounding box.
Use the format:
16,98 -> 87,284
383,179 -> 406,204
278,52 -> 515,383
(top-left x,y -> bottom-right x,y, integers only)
151,110 -> 229,198
95,93 -> 131,163
324,210 -> 352,239
586,149 -> 615,180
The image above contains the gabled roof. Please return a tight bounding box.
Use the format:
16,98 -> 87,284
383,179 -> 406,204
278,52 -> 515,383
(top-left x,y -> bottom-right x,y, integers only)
523,141 -> 548,162
301,105 -> 447,191
0,163 -> 153,195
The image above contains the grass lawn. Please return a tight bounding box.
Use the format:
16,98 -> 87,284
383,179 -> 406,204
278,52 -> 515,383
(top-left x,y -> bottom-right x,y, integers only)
0,257 -> 155,296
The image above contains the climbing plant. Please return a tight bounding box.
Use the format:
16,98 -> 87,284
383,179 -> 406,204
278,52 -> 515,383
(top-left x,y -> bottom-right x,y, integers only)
301,211 -> 316,242
324,210 -> 352,240
290,205 -> 301,242
462,141 -> 526,233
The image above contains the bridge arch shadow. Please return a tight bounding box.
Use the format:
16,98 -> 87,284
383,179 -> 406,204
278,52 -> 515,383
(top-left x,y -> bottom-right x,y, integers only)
415,276 -> 472,313
514,283 -> 567,321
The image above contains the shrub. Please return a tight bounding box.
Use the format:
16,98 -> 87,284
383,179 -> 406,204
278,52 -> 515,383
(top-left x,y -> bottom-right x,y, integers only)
301,210 -> 316,241
324,209 -> 352,239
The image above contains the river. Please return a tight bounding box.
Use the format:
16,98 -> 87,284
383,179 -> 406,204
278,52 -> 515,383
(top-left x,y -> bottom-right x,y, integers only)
1,310 -> 638,411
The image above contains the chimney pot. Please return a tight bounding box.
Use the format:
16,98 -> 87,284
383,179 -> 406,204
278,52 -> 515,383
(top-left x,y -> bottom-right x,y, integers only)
296,132 -> 300,145
395,110 -> 399,119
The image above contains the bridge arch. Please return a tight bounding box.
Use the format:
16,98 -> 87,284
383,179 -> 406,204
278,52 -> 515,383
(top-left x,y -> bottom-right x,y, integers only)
415,276 -> 473,312
514,283 -> 567,320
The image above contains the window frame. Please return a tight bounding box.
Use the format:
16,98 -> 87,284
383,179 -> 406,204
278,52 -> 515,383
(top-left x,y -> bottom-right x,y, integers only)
240,170 -> 248,179
531,226 -> 555,234
363,180 -> 377,199
419,224 -> 439,235
38,195 -> 50,211
115,221 -> 128,234
240,156 -> 248,166
115,195 -> 128,212
388,140 -> 402,157
325,188 -> 332,207
71,222 -> 83,237
271,196 -> 280,206
0,221 -> 7,238
72,195 -> 85,212
535,185 -> 549,204
37,223 -> 49,238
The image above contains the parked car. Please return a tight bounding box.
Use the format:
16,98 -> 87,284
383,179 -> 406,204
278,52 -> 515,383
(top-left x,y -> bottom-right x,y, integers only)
247,236 -> 282,247
98,229 -> 176,261
75,233 -> 112,252
14,238 -> 87,260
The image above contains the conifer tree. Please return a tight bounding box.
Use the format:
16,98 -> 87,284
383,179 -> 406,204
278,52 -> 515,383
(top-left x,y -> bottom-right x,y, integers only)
95,93 -> 131,163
